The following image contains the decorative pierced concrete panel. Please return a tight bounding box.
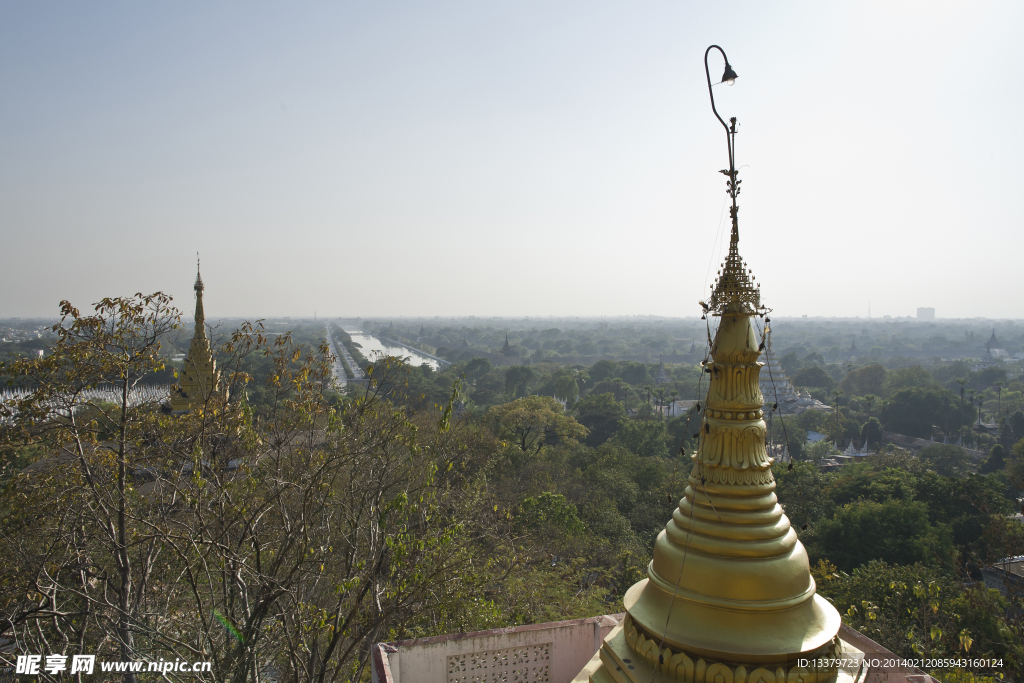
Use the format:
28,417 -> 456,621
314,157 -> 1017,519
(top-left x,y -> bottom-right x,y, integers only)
447,643 -> 551,683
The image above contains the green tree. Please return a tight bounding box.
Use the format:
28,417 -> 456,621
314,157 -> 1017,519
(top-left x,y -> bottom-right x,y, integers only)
767,417 -> 806,460
589,359 -> 619,383
795,408 -> 828,433
574,393 -> 626,447
887,365 -> 937,394
806,438 -> 839,462
517,492 -> 586,536
463,357 -> 493,382
504,365 -> 536,398
972,366 -> 1007,390
791,366 -> 836,390
1,301 -> 491,683
920,473 -> 1018,567
810,499 -> 954,572
0,293 -> 179,680
1008,410 -> 1024,442
863,393 -> 878,417
918,443 -> 970,477
773,460 -> 835,527
981,444 -> 1006,474
550,368 -> 582,407
861,417 -> 883,449
828,464 -> 917,506
487,396 -> 587,454
881,387 -> 949,438
815,560 -> 1020,667
780,351 -> 802,374
618,362 -> 650,386
839,364 -> 886,396
610,419 -> 669,458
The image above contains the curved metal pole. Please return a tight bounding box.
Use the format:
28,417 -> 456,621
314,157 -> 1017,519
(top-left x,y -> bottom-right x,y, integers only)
704,46 -> 731,138
705,45 -> 739,239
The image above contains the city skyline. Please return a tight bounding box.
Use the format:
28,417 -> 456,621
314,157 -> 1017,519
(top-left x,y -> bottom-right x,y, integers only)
2,1 -> 1022,319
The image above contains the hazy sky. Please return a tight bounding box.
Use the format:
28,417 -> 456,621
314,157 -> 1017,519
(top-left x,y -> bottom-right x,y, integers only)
2,1 -> 1022,320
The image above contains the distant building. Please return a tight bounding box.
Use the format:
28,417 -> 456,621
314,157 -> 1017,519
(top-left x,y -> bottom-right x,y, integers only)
653,361 -> 669,384
842,439 -> 870,457
975,332 -> 1006,370
916,307 -> 935,321
670,399 -> 698,416
759,337 -> 830,415
880,431 -> 986,461
981,555 -> 1024,599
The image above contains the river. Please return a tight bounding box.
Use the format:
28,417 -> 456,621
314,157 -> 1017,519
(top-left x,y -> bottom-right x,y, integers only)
343,328 -> 441,370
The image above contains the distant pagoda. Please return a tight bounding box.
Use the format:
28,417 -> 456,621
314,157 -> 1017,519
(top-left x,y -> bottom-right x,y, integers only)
758,336 -> 821,415
653,360 -> 669,384
170,261 -> 226,413
501,333 -> 514,357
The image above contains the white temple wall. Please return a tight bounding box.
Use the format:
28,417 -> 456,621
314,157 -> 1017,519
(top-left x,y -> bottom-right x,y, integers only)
372,614 -> 623,683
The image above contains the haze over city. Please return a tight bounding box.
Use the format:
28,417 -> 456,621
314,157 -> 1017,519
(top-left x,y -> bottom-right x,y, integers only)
2,1 -> 1022,319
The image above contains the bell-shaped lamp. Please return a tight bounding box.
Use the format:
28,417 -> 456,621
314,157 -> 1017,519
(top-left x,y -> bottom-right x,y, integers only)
722,63 -> 738,85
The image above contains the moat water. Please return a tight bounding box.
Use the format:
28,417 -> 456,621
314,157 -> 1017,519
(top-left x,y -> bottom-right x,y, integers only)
343,328 -> 440,370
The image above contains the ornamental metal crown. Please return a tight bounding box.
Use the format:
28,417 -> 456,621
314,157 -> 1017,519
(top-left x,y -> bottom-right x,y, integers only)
706,222 -> 760,314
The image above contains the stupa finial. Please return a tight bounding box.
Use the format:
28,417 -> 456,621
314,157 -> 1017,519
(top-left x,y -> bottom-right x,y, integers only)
706,222 -> 761,314
195,252 -> 204,290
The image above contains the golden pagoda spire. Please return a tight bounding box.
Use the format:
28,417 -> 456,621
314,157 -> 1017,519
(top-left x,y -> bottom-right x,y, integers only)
574,46 -> 844,683
576,255 -> 842,683
170,256 -> 225,413
193,253 -> 205,334
608,279 -> 842,676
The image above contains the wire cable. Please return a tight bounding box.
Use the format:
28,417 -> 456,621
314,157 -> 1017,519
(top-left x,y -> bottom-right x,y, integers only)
760,321 -> 792,464
703,195 -> 730,295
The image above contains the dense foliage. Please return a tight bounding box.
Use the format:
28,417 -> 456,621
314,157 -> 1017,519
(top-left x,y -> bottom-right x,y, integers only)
3,309 -> 1024,681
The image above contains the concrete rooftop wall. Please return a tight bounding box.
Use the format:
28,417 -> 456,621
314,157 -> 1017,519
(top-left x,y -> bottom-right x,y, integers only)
372,614 -> 624,683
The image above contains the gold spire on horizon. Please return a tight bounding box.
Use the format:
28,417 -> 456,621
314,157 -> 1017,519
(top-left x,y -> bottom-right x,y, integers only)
170,257 -> 225,413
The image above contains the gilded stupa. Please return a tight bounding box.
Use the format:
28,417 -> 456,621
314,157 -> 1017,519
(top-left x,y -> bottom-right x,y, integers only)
170,260 -> 225,412
573,47 -> 844,683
